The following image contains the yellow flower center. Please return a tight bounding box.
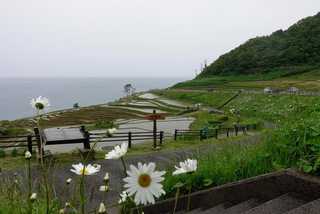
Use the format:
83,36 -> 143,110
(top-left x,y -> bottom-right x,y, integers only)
80,168 -> 89,175
138,174 -> 152,188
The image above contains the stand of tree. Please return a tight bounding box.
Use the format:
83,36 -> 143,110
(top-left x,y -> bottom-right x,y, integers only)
199,12 -> 320,77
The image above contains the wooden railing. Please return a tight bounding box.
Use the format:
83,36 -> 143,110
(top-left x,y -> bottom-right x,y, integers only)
89,131 -> 164,149
174,124 -> 257,141
0,135 -> 37,154
0,124 -> 257,153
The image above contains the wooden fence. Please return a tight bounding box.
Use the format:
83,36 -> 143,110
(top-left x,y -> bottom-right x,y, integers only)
174,124 -> 257,141
0,135 -> 37,154
0,130 -> 165,153
0,124 -> 257,153
89,131 -> 164,149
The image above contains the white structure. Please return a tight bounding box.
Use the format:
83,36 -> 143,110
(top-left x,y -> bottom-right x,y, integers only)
263,87 -> 273,94
288,87 -> 299,93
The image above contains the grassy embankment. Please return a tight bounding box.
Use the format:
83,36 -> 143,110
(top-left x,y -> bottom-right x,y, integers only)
153,89 -> 320,197
173,68 -> 320,91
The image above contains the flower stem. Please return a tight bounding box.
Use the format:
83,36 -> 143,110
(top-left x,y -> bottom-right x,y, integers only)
120,157 -> 127,176
36,114 -> 50,214
173,187 -> 180,214
138,206 -> 144,214
45,175 -> 50,214
187,185 -> 192,211
80,168 -> 86,214
27,158 -> 32,214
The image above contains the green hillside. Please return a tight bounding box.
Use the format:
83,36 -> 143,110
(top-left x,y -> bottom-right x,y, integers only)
199,12 -> 320,77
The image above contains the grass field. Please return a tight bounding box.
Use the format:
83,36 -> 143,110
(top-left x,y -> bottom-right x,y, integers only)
173,68 -> 320,91
158,88 -> 320,197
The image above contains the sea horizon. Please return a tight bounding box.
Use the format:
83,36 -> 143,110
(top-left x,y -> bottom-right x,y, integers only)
0,77 -> 189,121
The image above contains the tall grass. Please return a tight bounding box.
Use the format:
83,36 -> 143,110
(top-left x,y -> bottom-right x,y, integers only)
0,174 -> 61,214
163,137 -> 279,197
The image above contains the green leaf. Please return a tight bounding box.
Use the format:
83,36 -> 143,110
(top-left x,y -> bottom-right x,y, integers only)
172,182 -> 185,189
303,165 -> 313,173
203,178 -> 213,187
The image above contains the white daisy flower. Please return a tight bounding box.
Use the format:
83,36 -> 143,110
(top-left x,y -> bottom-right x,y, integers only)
70,163 -> 101,176
98,202 -> 107,214
118,191 -> 129,204
103,172 -> 109,181
99,185 -> 109,192
230,108 -> 236,114
66,178 -> 72,184
123,162 -> 166,205
107,128 -> 117,136
172,159 -> 197,175
25,151 -> 32,159
105,142 -> 128,159
30,96 -> 50,110
30,193 -> 37,202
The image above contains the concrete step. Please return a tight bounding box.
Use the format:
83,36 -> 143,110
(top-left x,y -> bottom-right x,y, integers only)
242,193 -> 306,214
223,198 -> 260,214
284,198 -> 320,214
185,208 -> 202,214
200,203 -> 228,214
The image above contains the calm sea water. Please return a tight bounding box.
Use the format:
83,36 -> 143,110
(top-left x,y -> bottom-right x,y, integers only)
0,77 -> 186,120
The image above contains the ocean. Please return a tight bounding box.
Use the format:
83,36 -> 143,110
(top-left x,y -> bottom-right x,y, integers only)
0,77 -> 187,120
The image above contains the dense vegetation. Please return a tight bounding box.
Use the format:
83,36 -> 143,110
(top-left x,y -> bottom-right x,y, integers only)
159,89 -> 320,196
199,12 -> 320,77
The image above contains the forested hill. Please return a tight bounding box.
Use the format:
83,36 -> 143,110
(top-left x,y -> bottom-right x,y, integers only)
199,12 -> 320,78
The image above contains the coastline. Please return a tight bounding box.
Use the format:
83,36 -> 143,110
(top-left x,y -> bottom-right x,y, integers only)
0,77 -> 187,121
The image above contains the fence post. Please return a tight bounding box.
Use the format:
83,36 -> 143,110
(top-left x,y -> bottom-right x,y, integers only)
27,135 -> 33,154
243,126 -> 247,135
234,125 -> 238,136
227,128 -> 229,137
215,129 -> 218,139
174,129 -> 178,141
199,130 -> 203,141
34,128 -> 43,159
128,132 -> 132,149
153,110 -> 157,149
159,131 -> 164,145
80,126 -> 90,150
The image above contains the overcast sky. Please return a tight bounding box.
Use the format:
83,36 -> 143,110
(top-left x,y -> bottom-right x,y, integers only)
0,0 -> 319,78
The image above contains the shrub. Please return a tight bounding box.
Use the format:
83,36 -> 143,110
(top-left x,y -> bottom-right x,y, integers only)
93,120 -> 115,130
0,149 -> 5,158
11,148 -> 18,157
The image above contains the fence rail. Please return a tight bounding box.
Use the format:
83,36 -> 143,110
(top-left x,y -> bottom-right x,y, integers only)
174,124 -> 257,141
89,131 -> 164,148
0,135 -> 36,154
0,123 -> 257,155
